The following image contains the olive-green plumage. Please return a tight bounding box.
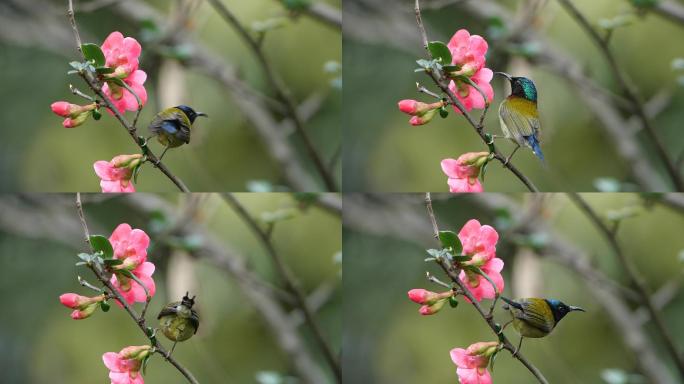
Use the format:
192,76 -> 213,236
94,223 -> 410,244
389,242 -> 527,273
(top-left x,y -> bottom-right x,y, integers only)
502,296 -> 584,338
495,72 -> 544,162
158,293 -> 199,345
148,105 -> 207,158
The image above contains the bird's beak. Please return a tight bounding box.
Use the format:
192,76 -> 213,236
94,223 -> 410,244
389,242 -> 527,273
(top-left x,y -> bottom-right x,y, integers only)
196,112 -> 208,118
569,306 -> 585,312
494,72 -> 513,81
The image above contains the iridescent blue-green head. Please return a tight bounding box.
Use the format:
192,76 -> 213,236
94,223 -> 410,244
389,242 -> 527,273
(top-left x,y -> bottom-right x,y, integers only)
495,72 -> 537,102
176,105 -> 208,123
546,299 -> 585,325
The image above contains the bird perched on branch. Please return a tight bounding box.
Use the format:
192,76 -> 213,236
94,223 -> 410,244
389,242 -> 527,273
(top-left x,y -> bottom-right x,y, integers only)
495,72 -> 544,163
157,292 -> 199,356
148,105 -> 207,161
500,296 -> 584,354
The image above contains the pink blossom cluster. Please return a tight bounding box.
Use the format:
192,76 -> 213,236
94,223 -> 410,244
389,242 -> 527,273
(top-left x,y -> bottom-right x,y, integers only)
108,223 -> 156,304
446,29 -> 494,113
93,154 -> 142,193
450,341 -> 498,384
100,31 -> 148,113
441,152 -> 489,193
103,345 -> 151,384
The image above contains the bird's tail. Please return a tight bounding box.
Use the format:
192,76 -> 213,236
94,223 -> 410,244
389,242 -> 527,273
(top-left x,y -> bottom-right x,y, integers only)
526,135 -> 545,164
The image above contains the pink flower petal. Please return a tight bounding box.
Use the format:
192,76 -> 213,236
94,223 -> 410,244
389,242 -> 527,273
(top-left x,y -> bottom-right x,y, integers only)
103,352 -> 123,372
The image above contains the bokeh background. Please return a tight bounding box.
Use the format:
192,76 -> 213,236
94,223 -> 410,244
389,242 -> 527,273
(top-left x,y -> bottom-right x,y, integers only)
0,0 -> 341,192
0,193 -> 341,383
343,0 -> 684,192
343,193 -> 684,383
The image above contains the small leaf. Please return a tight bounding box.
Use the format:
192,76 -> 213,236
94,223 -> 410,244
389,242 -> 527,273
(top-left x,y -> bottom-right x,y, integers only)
438,230 -> 460,251
480,160 -> 490,182
439,107 -> 448,118
451,255 -> 472,263
107,77 -> 126,87
448,296 -> 459,308
89,235 -> 113,259
77,253 -> 92,262
92,109 -> 102,121
67,70 -> 79,75
117,269 -> 135,279
100,301 -> 110,312
96,66 -> 115,74
141,354 -> 151,375
81,43 -> 106,67
104,258 -> 124,267
427,41 -> 452,64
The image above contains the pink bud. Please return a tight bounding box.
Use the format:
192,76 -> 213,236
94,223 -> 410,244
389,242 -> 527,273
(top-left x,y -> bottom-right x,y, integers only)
51,101 -> 72,117
59,293 -> 82,309
398,99 -> 420,115
111,153 -> 143,169
409,109 -> 438,126
70,303 -> 98,320
419,299 -> 447,315
408,288 -> 432,304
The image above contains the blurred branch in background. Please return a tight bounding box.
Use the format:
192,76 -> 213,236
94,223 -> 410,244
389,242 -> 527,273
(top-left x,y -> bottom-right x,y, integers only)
0,194 -> 339,384
567,192 -> 684,379
222,193 -> 341,382
556,0 -> 683,191
343,194 -> 679,384
276,0 -> 342,29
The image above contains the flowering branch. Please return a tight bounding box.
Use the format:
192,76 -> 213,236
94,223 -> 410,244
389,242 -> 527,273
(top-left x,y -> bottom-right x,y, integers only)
413,0 -> 539,192
568,192 -> 684,379
424,193 -> 549,384
222,193 -> 341,382
74,193 -> 199,384
207,0 -> 338,191
66,0 -> 190,192
557,0 -> 683,191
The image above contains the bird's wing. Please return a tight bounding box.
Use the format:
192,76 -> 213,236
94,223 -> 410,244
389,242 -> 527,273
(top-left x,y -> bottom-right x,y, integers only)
149,109 -> 192,144
190,309 -> 200,334
517,299 -> 555,333
157,301 -> 181,319
499,98 -> 540,147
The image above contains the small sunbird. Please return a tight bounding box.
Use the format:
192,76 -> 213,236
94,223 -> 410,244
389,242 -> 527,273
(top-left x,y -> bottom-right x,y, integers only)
495,72 -> 544,163
500,297 -> 584,354
148,105 -> 207,161
157,292 -> 199,356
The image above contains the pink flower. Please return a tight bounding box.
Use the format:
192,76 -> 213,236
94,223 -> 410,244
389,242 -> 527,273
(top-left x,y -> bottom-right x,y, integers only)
102,70 -> 148,113
450,341 -> 498,384
455,219 -> 504,302
59,293 -> 105,320
441,152 -> 489,193
93,154 -> 142,193
51,101 -> 73,117
109,223 -> 150,267
101,31 -> 142,77
446,29 -> 494,113
103,345 -> 151,384
105,224 -> 155,305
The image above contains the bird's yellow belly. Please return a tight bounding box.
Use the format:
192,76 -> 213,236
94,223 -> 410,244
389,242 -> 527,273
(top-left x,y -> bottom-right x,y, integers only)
160,315 -> 194,341
512,318 -> 549,338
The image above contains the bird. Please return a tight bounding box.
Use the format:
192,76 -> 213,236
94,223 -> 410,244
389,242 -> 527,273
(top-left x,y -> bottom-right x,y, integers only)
157,292 -> 199,356
148,105 -> 208,161
494,72 -> 544,163
500,296 -> 584,355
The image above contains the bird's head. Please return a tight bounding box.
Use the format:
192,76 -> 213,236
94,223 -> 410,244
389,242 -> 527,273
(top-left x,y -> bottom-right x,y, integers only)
494,72 -> 538,102
181,292 -> 196,309
176,105 -> 208,123
546,299 -> 585,324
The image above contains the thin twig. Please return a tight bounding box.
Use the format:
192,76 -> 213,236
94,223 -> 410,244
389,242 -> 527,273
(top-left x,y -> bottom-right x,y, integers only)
414,0 -> 539,192
424,193 -> 549,384
207,0 -> 338,191
557,0 -> 683,191
75,193 -> 200,384
276,0 -> 342,29
568,193 -> 684,379
222,193 -> 341,382
66,0 -> 190,192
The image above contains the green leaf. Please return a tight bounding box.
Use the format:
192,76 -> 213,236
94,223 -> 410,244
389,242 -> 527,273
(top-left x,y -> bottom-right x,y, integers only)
439,107 -> 448,118
629,0 -> 659,8
448,296 -> 459,308
75,261 -> 87,266
81,43 -> 106,67
89,235 -> 113,259
106,76 -> 126,87
451,255 -> 472,263
100,301 -> 110,312
117,269 -> 135,279
282,0 -> 311,11
77,253 -> 92,262
92,109 -> 102,121
438,230 -> 460,251
141,354 -> 151,375
427,41 -> 452,64
96,66 -> 115,74
104,258 -> 124,267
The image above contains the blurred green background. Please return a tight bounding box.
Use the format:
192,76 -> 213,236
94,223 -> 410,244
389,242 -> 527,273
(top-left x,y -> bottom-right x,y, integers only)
0,193 -> 341,383
0,0 -> 341,192
343,193 -> 684,383
343,0 -> 684,192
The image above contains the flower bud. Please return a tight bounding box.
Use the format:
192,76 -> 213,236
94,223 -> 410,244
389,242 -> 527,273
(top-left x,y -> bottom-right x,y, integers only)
111,153 -> 143,169
398,99 -> 445,116
409,108 -> 438,126
60,293 -> 105,309
70,303 -> 98,320
419,298 -> 447,315
120,345 -> 152,361
408,289 -> 453,305
51,101 -> 97,118
62,112 -> 90,128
